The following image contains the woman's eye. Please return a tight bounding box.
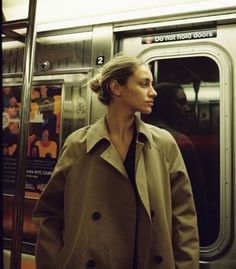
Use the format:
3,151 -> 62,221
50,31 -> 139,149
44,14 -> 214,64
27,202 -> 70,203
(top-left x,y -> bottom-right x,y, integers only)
140,82 -> 148,87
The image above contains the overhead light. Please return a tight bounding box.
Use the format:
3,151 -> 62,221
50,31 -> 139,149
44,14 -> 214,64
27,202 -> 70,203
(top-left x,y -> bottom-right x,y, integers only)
36,0 -> 236,31
37,31 -> 92,43
2,41 -> 25,49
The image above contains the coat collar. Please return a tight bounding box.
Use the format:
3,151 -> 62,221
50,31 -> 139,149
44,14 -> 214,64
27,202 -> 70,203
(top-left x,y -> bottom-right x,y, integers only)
86,114 -> 110,153
86,114 -> 153,153
135,115 -> 153,148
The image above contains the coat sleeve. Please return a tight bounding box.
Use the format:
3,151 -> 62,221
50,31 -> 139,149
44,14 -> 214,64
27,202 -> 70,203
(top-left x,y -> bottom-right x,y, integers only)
32,135 -> 79,269
166,134 -> 200,269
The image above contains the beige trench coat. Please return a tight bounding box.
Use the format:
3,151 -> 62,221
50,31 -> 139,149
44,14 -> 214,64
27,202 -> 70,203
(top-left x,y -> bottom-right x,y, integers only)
33,115 -> 199,269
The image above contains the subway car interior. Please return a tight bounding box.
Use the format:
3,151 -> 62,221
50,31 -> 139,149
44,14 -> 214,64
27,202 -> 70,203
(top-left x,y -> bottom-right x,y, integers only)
2,0 -> 236,268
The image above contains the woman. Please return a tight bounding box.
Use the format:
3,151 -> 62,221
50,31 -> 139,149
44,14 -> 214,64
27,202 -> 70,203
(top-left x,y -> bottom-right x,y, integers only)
33,54 -> 199,269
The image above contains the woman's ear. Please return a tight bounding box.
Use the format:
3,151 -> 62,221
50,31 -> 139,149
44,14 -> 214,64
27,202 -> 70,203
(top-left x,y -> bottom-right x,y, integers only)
109,80 -> 122,97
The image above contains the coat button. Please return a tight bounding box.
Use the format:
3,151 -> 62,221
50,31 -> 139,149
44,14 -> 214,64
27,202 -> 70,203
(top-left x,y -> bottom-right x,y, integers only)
86,259 -> 96,267
92,212 -> 101,220
151,210 -> 155,218
155,255 -> 163,263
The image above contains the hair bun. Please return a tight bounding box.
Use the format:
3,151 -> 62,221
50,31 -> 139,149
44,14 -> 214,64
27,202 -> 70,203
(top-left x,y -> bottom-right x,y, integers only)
89,73 -> 102,94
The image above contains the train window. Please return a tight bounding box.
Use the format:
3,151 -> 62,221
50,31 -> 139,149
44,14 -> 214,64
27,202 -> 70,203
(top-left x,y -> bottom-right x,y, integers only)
142,56 -> 220,247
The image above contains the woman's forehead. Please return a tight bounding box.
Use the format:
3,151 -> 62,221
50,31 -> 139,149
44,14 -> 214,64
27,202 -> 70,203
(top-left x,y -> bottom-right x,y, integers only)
132,64 -> 153,80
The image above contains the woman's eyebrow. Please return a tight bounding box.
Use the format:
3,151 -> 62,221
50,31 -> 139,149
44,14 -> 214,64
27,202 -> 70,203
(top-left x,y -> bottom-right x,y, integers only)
139,78 -> 153,83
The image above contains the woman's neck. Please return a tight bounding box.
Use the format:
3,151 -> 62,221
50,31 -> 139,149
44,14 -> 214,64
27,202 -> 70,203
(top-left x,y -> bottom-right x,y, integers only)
105,108 -> 135,141
105,107 -> 136,162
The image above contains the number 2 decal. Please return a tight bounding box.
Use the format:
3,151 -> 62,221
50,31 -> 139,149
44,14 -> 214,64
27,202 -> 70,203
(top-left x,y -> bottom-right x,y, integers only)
96,56 -> 105,65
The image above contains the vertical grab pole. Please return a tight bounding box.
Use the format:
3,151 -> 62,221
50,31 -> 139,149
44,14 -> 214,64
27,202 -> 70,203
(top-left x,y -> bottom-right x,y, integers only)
193,79 -> 201,132
10,0 -> 37,268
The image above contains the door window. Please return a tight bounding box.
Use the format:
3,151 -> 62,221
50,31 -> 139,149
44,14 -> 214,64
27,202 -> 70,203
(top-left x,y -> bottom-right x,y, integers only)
142,56 -> 220,247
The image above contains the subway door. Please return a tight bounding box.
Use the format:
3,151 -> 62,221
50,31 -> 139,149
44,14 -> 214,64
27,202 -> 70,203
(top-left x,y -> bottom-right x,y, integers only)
89,24 -> 114,124
118,26 -> 234,268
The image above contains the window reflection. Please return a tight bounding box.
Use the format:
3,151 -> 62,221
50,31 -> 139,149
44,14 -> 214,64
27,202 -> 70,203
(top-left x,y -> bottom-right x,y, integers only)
142,57 -> 220,246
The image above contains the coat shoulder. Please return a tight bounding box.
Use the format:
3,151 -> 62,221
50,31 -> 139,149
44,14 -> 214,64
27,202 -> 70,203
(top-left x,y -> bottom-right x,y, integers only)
144,123 -> 181,160
60,125 -> 91,160
65,125 -> 90,144
146,123 -> 176,146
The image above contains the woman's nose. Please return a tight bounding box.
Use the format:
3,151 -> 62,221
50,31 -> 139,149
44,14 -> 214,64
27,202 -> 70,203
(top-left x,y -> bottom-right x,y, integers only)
149,85 -> 157,97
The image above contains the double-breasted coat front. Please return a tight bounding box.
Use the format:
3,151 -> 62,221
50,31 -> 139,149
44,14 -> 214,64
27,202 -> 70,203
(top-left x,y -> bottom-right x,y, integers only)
33,115 -> 199,269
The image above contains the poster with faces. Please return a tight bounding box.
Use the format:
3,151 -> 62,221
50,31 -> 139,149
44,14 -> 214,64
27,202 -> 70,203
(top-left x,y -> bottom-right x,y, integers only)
2,84 -> 62,198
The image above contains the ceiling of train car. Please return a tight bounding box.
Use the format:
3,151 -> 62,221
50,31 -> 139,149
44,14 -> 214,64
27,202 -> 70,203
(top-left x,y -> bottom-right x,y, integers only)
3,0 -> 236,31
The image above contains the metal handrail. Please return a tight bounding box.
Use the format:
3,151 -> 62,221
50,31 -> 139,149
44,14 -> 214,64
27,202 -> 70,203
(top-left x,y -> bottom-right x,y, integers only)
2,19 -> 29,30
9,0 -> 38,268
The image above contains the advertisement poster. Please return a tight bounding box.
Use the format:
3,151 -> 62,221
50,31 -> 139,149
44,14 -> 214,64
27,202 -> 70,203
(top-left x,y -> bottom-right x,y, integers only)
25,84 -> 62,198
2,84 -> 62,198
2,86 -> 21,195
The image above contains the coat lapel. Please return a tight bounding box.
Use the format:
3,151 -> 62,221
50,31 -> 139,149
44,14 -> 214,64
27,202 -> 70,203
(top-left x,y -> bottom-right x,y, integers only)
101,144 -> 128,179
135,141 -> 151,218
86,114 -> 154,188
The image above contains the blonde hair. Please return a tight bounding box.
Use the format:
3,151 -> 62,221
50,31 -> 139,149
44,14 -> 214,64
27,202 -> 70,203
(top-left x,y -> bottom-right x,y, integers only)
89,54 -> 146,105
